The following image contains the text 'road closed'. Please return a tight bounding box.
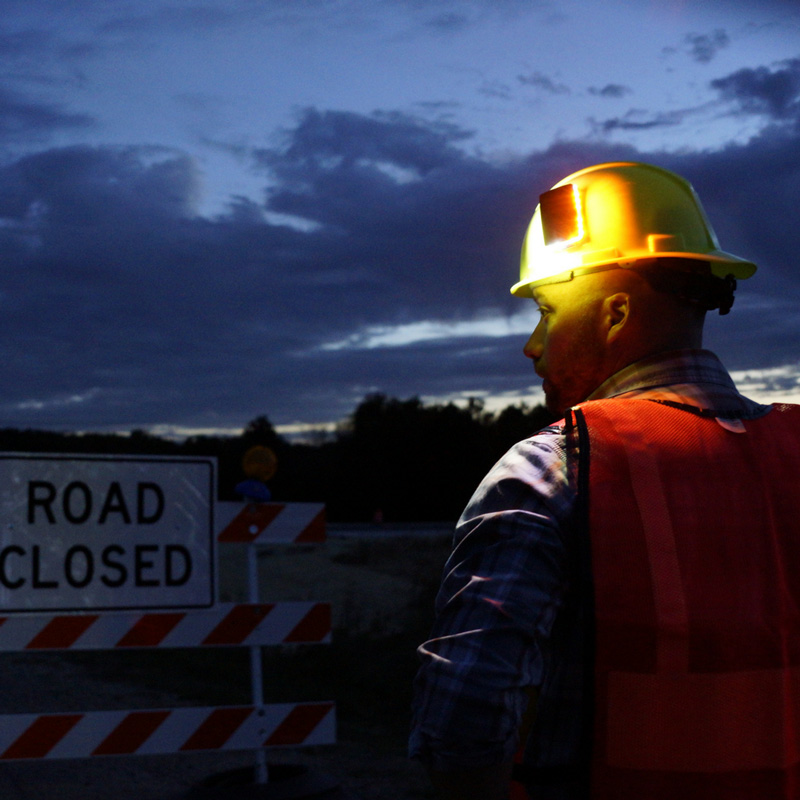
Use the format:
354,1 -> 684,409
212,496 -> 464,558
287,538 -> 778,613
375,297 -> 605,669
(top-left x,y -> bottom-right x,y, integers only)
0,543 -> 192,590
27,481 -> 165,525
0,455 -> 215,612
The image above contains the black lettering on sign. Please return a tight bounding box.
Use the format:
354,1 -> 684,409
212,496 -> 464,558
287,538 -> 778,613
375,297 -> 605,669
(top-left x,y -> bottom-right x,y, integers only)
98,482 -> 131,525
32,545 -> 58,589
134,544 -> 160,587
28,482 -> 56,524
137,483 -> 164,524
65,545 -> 94,589
26,480 -> 167,526
100,544 -> 127,588
0,546 -> 25,589
0,542 -> 197,595
165,545 -> 192,586
62,482 -> 92,524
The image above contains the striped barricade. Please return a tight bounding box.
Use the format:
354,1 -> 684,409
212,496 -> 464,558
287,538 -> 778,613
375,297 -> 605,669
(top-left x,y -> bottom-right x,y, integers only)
217,501 -> 325,543
0,702 -> 336,761
3,497 -> 336,778
0,602 -> 331,651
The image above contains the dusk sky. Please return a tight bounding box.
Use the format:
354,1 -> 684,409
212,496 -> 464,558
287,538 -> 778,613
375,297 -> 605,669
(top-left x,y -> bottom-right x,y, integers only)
2,0 -> 800,439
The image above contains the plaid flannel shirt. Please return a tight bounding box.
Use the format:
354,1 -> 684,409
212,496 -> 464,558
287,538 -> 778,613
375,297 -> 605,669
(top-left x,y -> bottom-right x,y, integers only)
409,349 -> 770,775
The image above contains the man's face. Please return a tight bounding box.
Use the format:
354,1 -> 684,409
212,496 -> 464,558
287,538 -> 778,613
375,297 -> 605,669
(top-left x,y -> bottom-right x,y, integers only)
524,277 -> 611,416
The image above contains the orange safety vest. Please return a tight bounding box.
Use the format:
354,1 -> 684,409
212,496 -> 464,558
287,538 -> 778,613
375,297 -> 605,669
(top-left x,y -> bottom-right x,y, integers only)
575,398 -> 800,799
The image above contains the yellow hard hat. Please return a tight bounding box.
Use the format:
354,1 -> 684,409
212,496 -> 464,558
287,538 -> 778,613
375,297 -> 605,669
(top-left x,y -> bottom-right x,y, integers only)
511,161 -> 757,296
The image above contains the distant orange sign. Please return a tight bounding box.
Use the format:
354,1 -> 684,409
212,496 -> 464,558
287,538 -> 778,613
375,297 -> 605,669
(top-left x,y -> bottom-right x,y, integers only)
241,445 -> 277,483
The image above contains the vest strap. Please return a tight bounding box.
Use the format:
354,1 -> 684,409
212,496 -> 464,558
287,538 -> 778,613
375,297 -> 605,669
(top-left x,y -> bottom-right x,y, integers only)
592,402 -> 690,673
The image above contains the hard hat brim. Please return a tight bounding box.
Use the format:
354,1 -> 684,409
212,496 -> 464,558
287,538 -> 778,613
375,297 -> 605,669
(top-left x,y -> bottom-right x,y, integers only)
510,250 -> 757,296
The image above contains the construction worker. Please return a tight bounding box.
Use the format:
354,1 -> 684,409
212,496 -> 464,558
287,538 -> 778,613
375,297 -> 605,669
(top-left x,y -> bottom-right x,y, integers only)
409,162 -> 800,799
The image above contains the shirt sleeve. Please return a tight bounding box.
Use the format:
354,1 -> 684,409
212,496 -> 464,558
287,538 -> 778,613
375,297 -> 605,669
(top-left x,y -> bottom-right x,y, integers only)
409,425 -> 575,770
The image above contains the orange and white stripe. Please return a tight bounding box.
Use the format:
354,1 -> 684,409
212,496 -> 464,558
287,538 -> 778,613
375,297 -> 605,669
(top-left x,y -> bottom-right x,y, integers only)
0,602 -> 331,651
216,501 -> 325,543
0,702 -> 336,760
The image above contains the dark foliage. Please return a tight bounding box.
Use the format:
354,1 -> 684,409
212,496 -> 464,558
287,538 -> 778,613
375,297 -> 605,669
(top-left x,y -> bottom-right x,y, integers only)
0,396 -> 554,522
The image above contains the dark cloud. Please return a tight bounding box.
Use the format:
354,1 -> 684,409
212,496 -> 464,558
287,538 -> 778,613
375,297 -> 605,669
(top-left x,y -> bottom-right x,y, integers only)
0,28 -> 53,57
594,59 -> 800,144
0,87 -> 94,138
0,111 -> 583,430
398,0 -> 541,27
590,109 -> 685,134
249,108 -> 532,324
711,58 -> 800,123
517,72 -> 570,95
93,0 -> 537,40
423,11 -> 471,33
478,80 -> 513,100
588,84 -> 631,99
0,98 -> 798,433
685,29 -> 730,64
257,108 -> 473,179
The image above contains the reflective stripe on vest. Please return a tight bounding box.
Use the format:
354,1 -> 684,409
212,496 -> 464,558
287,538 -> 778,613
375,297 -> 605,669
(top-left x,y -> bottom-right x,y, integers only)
580,400 -> 800,798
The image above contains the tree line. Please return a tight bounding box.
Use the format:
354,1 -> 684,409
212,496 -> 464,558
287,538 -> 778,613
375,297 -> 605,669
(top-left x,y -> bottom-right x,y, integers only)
0,394 -> 554,522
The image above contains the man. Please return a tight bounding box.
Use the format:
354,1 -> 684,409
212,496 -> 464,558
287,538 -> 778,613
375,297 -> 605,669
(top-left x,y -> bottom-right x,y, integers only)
410,162 -> 800,799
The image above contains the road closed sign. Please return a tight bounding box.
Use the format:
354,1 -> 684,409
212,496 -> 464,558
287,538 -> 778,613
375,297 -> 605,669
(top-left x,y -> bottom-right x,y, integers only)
0,454 -> 216,613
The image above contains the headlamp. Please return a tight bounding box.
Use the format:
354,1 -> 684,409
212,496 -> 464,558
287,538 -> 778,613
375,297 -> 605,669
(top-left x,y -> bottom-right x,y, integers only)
539,183 -> 584,249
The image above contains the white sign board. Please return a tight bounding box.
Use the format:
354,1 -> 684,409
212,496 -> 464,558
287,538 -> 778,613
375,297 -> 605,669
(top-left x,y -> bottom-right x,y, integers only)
0,454 -> 216,613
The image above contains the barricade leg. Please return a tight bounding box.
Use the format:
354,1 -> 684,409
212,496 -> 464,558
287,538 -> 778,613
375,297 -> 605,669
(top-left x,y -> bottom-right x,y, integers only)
248,542 -> 269,785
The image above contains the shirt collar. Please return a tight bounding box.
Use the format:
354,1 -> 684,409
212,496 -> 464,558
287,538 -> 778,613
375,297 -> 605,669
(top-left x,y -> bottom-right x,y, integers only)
586,349 -> 738,401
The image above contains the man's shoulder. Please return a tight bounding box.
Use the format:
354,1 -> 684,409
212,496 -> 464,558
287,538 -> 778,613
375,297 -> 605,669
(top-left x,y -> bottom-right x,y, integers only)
578,388 -> 775,422
509,420 -> 570,453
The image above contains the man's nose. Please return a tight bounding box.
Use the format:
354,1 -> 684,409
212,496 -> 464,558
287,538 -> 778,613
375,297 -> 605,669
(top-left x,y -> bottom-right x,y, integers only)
523,321 -> 544,360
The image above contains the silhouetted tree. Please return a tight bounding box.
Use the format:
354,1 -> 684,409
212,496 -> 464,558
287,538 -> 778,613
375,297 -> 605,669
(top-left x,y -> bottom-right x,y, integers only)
0,395 -> 554,521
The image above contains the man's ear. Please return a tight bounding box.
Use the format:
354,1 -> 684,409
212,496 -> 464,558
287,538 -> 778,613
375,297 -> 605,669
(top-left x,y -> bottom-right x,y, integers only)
604,292 -> 630,343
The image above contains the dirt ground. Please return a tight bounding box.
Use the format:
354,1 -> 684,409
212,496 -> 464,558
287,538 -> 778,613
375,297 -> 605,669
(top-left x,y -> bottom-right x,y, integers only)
0,528 -> 453,799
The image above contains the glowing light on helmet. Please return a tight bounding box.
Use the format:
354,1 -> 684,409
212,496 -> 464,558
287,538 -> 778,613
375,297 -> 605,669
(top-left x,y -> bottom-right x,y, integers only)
539,183 -> 585,249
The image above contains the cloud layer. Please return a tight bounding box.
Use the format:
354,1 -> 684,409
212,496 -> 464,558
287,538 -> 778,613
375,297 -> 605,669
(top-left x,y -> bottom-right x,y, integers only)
0,6 -> 799,434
